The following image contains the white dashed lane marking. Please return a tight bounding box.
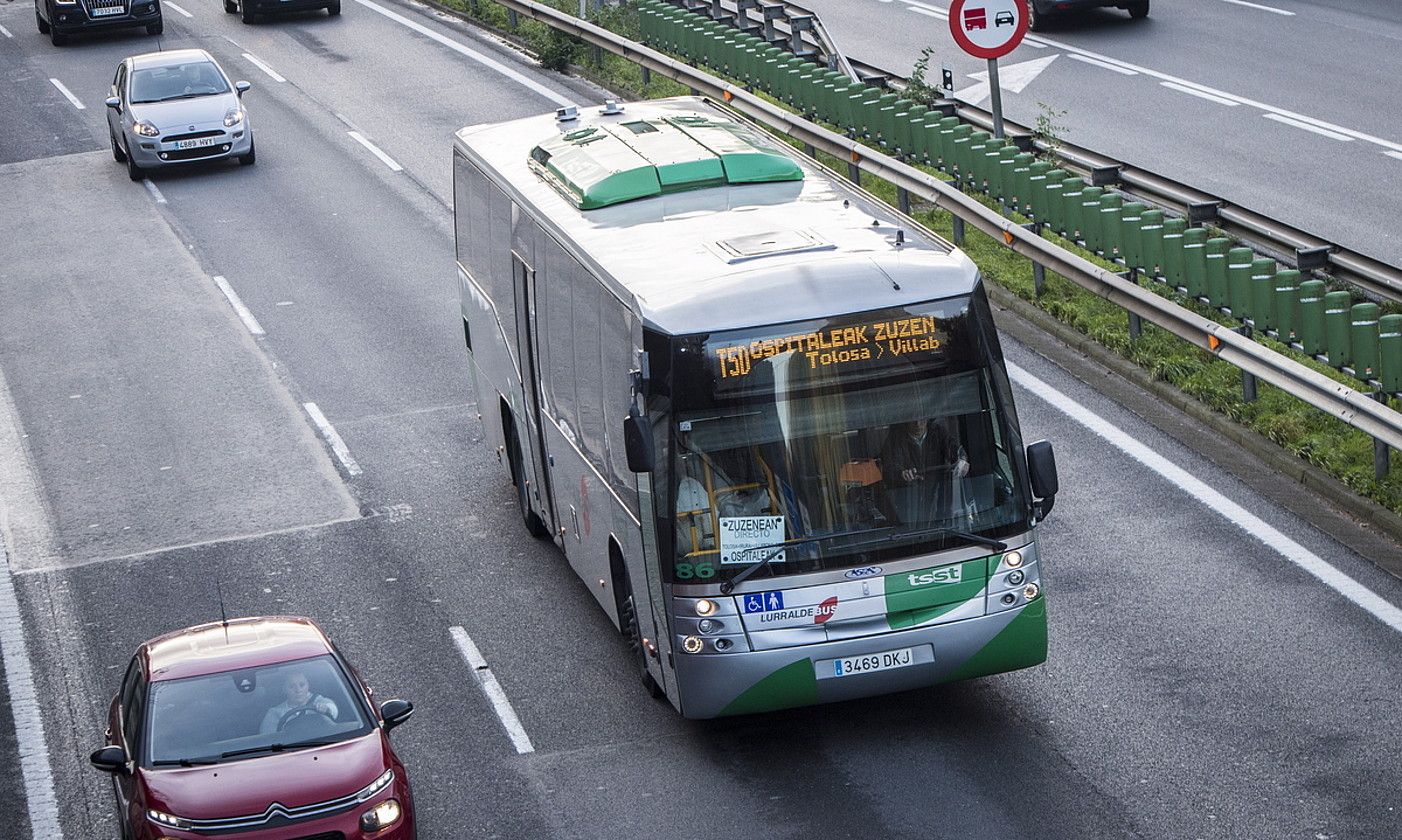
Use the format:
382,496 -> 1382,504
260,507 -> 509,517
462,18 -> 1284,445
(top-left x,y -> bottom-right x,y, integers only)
49,79 -> 85,110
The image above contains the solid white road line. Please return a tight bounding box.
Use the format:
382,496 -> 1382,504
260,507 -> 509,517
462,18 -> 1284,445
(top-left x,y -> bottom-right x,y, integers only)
347,131 -> 403,172
143,179 -> 167,204
1066,53 -> 1138,76
907,6 -> 942,18
302,402 -> 362,476
351,0 -> 573,108
1220,0 -> 1295,15
902,0 -> 947,19
211,275 -> 266,336
1008,362 -> 1402,635
1263,112 -> 1353,142
1159,81 -> 1240,107
449,626 -> 535,755
1386,151 -> 1402,162
0,23 -> 14,38
0,548 -> 65,839
164,0 -> 193,16
242,53 -> 287,83
49,79 -> 85,110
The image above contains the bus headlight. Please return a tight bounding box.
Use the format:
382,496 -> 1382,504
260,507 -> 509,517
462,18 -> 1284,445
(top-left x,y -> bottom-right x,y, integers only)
1006,570 -> 1025,586
694,598 -> 716,616
1004,550 -> 1024,568
682,635 -> 704,654
697,618 -> 722,634
713,638 -> 733,652
1023,583 -> 1040,600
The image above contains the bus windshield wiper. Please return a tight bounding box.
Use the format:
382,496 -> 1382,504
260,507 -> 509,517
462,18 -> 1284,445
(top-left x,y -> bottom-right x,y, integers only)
222,740 -> 335,757
840,526 -> 1007,554
719,527 -> 892,594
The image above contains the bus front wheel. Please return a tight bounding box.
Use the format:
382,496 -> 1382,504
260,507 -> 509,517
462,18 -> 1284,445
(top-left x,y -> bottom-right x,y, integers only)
508,431 -> 550,539
621,578 -> 664,699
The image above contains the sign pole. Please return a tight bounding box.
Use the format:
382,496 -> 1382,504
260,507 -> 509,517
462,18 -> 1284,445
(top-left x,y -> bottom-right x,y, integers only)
987,57 -> 1005,139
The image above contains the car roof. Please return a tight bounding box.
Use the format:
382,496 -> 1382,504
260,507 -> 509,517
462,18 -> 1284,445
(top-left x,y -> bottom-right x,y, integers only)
141,616 -> 334,682
129,48 -> 217,71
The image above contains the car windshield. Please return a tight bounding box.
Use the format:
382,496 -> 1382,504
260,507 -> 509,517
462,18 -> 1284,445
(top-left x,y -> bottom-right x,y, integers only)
144,654 -> 372,766
661,294 -> 1030,583
130,61 -> 230,103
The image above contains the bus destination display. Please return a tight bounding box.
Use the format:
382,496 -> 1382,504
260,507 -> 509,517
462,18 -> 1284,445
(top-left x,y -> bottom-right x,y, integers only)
710,313 -> 947,382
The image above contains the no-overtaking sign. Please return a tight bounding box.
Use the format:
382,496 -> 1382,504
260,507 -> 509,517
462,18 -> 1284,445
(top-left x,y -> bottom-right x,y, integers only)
949,0 -> 1028,60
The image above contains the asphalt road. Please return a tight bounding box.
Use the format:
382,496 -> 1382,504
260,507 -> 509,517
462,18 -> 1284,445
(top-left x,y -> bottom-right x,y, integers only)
1,1 -> 1401,839
802,0 -> 1402,268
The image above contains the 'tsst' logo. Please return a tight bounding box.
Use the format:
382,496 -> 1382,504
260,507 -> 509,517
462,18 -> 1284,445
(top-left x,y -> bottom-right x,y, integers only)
907,567 -> 962,587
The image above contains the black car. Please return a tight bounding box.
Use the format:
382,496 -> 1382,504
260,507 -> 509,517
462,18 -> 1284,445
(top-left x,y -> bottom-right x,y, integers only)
36,0 -> 162,45
225,0 -> 339,24
1029,0 -> 1149,30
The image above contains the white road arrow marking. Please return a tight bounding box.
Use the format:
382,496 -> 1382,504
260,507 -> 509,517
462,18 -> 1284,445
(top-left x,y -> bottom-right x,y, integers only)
955,54 -> 1059,105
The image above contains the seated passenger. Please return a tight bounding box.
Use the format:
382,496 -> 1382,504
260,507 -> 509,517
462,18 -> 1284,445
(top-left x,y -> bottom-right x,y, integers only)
259,670 -> 338,735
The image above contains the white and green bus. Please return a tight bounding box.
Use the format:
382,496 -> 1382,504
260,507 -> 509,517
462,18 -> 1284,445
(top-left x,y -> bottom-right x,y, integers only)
453,97 -> 1059,718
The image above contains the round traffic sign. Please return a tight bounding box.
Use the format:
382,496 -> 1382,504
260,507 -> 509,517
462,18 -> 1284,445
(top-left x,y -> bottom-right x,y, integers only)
949,0 -> 1029,60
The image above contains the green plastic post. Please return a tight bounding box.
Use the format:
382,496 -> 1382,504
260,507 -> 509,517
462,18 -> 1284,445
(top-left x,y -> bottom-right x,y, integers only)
1026,162 -> 1053,219
1011,153 -> 1035,213
1118,202 -> 1147,270
1204,238 -> 1231,308
1139,210 -> 1165,280
1181,228 -> 1208,297
1272,269 -> 1301,342
1351,303 -> 1381,380
1250,259 -> 1277,332
1379,314 -> 1402,393
1160,218 -> 1187,285
1094,193 -> 1123,258
1226,247 -> 1255,318
1297,280 -> 1327,356
1075,186 -> 1104,245
1323,290 -> 1354,368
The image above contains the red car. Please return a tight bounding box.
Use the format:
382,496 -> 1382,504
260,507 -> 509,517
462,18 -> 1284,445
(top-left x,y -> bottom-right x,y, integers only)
90,616 -> 416,840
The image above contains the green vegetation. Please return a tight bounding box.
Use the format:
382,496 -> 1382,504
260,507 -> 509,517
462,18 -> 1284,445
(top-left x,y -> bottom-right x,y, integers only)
430,0 -> 1401,515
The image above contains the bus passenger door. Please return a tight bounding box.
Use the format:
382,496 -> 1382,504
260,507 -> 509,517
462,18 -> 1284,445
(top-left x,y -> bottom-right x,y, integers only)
513,254 -> 557,538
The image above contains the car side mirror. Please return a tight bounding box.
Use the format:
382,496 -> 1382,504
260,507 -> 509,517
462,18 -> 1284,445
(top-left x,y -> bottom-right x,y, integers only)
89,745 -> 128,774
379,699 -> 413,731
623,407 -> 654,473
235,80 -> 252,96
105,96 -> 121,111
1026,440 -> 1058,521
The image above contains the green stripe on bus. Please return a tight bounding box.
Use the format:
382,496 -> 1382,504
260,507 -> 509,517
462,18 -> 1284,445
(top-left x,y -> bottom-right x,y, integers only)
939,599 -> 1048,684
718,659 -> 819,717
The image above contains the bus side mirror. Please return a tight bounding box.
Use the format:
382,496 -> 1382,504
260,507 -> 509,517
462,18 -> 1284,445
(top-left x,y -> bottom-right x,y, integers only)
1026,440 -> 1058,520
624,408 -> 655,473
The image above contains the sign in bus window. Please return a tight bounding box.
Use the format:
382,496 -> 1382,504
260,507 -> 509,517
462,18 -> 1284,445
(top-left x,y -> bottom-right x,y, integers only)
707,308 -> 952,395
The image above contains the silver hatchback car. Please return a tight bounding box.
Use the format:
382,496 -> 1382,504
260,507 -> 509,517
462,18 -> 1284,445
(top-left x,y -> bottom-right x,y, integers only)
105,49 -> 255,181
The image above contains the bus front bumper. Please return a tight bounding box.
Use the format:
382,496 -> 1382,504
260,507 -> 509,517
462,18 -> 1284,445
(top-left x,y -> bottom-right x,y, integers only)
674,599 -> 1047,719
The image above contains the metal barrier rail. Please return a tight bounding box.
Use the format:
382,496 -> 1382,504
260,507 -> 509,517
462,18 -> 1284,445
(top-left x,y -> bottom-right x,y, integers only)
483,0 -> 1402,454
685,0 -> 1402,306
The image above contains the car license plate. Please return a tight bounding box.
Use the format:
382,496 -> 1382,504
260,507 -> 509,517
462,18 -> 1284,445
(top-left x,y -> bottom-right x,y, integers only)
175,137 -> 219,150
827,646 -> 915,678
91,5 -> 125,15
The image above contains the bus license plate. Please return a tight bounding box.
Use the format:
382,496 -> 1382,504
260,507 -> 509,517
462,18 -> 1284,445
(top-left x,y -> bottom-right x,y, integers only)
176,137 -> 218,150
829,647 -> 914,678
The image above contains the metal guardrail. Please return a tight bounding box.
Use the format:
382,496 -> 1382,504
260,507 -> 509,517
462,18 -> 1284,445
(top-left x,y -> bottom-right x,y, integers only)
481,0 -> 1402,455
696,0 -> 1402,306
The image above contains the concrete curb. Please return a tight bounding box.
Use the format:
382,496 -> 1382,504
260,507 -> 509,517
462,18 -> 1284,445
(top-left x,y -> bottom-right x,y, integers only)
986,281 -> 1402,568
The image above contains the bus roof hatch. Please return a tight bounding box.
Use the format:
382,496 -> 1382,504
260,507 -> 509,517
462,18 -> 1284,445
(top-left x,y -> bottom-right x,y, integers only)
528,114 -> 803,210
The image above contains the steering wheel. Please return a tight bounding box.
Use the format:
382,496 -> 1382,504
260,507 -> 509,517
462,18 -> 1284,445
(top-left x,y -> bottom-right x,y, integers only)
277,705 -> 335,732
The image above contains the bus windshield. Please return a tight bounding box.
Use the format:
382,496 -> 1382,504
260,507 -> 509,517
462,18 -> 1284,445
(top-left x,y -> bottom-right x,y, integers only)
663,294 -> 1029,584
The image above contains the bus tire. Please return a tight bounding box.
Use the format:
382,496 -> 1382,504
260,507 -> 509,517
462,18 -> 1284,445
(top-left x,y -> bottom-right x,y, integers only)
621,576 -> 664,699
508,430 -> 550,540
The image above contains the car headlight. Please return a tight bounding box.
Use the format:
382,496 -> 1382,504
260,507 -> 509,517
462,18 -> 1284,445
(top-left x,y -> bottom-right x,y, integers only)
133,120 -> 160,137
147,809 -> 192,830
360,798 -> 402,832
223,108 -> 244,127
355,768 -> 395,802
